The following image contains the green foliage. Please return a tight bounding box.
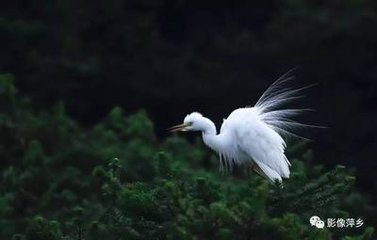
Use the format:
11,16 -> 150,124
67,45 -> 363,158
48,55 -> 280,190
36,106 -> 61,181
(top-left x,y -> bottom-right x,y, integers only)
26,216 -> 62,240
0,77 -> 376,239
1,0 -> 377,211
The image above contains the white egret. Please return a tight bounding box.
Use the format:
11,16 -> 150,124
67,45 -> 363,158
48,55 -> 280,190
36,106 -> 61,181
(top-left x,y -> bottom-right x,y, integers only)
170,70 -> 316,182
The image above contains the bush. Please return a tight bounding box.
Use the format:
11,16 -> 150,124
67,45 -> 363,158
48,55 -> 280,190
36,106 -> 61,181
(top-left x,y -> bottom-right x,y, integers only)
0,74 -> 375,239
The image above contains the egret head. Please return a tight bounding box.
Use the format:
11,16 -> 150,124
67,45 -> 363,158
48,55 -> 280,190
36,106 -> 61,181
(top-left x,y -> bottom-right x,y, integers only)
169,112 -> 206,132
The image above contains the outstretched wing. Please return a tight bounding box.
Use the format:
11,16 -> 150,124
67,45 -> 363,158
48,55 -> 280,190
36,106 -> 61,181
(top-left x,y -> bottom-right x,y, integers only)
254,69 -> 318,139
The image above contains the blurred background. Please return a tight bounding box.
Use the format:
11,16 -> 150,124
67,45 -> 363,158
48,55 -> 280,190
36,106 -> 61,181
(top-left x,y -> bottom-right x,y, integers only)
1,1 -> 376,201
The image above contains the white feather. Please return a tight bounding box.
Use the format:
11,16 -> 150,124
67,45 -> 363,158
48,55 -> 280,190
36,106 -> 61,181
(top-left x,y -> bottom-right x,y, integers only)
255,69 -> 316,139
177,70 -> 318,182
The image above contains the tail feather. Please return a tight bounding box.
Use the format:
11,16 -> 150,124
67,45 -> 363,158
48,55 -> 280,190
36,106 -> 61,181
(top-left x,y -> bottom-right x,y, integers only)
254,160 -> 283,182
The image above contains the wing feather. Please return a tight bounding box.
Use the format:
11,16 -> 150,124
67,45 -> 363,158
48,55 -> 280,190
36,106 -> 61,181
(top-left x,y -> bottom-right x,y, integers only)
232,110 -> 290,182
218,70 -> 321,182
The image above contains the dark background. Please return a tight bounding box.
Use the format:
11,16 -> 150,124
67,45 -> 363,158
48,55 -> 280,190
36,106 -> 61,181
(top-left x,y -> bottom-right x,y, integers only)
1,0 -> 376,200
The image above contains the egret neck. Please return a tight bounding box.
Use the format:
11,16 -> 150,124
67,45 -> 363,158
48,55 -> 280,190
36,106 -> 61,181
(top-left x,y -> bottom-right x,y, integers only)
199,117 -> 228,153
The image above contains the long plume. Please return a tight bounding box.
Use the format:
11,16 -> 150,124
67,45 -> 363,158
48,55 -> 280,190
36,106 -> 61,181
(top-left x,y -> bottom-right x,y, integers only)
255,69 -> 323,139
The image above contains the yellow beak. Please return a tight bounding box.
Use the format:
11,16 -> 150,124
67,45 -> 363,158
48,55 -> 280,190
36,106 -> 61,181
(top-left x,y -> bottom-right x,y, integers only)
168,123 -> 190,132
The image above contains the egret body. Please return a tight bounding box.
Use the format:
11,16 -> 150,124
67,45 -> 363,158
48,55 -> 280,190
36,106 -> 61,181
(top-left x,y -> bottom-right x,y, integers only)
170,71 -> 314,182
